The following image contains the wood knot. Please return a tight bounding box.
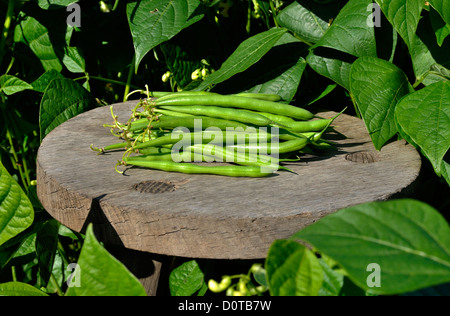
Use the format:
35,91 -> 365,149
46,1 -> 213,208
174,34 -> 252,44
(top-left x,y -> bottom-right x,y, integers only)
345,152 -> 379,164
132,179 -> 189,194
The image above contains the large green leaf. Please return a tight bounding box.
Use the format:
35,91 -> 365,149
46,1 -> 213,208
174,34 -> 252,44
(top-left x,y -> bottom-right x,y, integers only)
126,0 -> 205,70
375,0 -> 424,49
14,14 -> 63,72
395,81 -> 450,176
37,0 -> 79,10
313,0 -> 377,58
276,1 -> 329,44
0,161 -> 34,247
428,0 -> 450,25
169,260 -> 205,296
266,240 -> 323,296
217,33 -> 308,102
430,7 -> 450,47
0,75 -> 33,96
306,49 -> 354,90
293,199 -> 450,295
350,57 -> 414,150
36,220 -> 60,287
39,78 -> 96,141
0,282 -> 48,296
65,224 -> 146,296
196,28 -> 288,91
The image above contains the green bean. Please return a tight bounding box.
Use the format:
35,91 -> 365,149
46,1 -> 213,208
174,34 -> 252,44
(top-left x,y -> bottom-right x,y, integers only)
128,115 -> 250,132
137,147 -> 173,155
230,135 -> 310,154
159,105 -> 274,126
153,109 -> 194,117
121,159 -> 273,177
283,118 -> 333,133
132,130 -> 272,150
245,110 -> 295,125
153,95 -> 314,121
233,93 -> 282,102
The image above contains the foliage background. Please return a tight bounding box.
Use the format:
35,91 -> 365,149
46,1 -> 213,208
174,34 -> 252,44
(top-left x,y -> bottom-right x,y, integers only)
0,0 -> 449,296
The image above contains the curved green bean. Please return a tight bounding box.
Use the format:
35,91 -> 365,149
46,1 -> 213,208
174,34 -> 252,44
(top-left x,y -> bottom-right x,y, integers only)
159,105 -> 274,126
121,159 -> 273,177
153,95 -> 314,121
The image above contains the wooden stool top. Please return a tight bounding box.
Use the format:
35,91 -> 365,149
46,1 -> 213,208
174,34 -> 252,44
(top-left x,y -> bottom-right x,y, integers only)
36,101 -> 421,259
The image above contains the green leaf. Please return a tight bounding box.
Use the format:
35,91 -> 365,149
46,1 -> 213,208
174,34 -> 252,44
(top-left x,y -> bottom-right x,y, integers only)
306,49 -> 354,90
428,0 -> 450,25
395,81 -> 450,176
36,220 -> 60,287
317,258 -> 344,296
31,70 -> 65,93
293,199 -> 450,295
266,240 -> 323,296
430,7 -> 450,47
313,0 -> 377,58
169,260 -> 205,296
0,282 -> 48,296
65,224 -> 146,296
350,57 -> 414,150
126,0 -> 205,70
196,28 -> 288,91
62,46 -> 86,73
37,0 -> 79,10
39,78 -> 96,141
375,0 -> 424,49
276,1 -> 330,44
14,14 -> 63,72
220,33 -> 308,102
0,75 -> 33,95
0,161 -> 34,247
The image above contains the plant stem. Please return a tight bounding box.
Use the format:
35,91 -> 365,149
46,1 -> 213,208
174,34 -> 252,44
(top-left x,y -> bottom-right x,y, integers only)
349,92 -> 361,119
0,0 -> 15,67
269,0 -> 280,28
11,266 -> 17,282
123,56 -> 135,102
50,273 -> 64,296
74,75 -> 140,90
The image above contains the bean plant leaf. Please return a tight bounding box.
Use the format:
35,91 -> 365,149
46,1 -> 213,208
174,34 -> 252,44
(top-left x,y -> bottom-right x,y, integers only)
196,28 -> 288,91
62,46 -> 86,73
39,78 -> 96,141
0,162 -> 34,247
37,0 -> 79,10
428,0 -> 450,25
65,224 -> 146,296
350,57 -> 414,150
169,260 -> 205,296
126,0 -> 205,70
395,81 -> 450,176
293,199 -> 450,295
266,240 -> 323,296
313,0 -> 377,58
219,33 -> 308,102
0,282 -> 48,296
14,14 -> 63,72
0,75 -> 33,96
306,49 -> 354,90
36,220 -> 60,287
430,7 -> 450,47
375,0 -> 424,49
31,70 -> 65,93
276,1 -> 329,44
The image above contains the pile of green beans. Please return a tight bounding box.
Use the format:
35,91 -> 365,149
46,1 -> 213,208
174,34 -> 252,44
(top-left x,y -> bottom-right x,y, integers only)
91,91 -> 341,177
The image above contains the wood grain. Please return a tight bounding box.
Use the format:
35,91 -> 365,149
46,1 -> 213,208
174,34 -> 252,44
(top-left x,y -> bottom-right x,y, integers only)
37,101 -> 421,259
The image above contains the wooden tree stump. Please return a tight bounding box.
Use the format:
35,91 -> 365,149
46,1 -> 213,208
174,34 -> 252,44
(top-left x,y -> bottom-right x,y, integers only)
36,101 -> 421,294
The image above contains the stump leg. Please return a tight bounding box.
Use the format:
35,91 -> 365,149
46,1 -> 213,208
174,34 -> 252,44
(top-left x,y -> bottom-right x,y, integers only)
107,246 -> 167,296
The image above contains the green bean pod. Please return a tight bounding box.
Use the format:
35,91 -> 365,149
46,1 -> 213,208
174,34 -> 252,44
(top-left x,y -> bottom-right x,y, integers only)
153,95 -> 314,121
128,115 -> 250,132
158,105 -> 274,126
230,135 -> 310,154
233,93 -> 282,102
121,159 -> 273,177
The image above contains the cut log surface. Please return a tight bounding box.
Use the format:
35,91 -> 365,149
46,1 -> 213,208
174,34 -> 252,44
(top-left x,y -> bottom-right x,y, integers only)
37,101 -> 421,259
